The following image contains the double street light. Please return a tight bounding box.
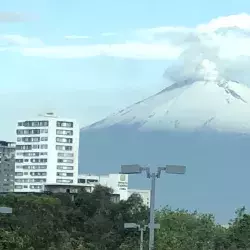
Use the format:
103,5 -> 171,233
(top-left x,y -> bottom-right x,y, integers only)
121,164 -> 186,250
124,222 -> 160,250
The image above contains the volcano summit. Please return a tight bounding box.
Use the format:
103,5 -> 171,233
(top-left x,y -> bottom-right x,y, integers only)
80,60 -> 250,223
86,60 -> 250,133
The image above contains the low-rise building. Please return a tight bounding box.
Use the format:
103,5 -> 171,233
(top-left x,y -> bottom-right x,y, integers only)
0,141 -> 15,192
78,173 -> 129,200
78,173 -> 150,207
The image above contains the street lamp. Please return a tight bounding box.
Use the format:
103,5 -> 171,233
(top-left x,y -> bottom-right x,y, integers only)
124,222 -> 160,250
121,164 -> 186,250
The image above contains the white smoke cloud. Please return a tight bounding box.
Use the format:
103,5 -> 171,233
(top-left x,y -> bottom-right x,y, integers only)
160,13 -> 250,84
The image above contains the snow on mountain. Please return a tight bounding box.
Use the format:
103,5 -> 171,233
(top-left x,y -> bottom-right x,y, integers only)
86,60 -> 250,133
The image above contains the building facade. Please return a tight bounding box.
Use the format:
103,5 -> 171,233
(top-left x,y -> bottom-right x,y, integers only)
14,113 -> 79,192
99,173 -> 129,201
78,173 -> 150,206
78,173 -> 128,200
0,141 -> 15,192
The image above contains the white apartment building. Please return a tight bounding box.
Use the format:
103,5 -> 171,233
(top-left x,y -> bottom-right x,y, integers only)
14,113 -> 79,192
78,173 -> 150,206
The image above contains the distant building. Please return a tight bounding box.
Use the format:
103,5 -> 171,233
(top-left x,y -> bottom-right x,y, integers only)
78,173 -> 129,200
14,113 -> 80,192
77,173 -> 150,206
0,141 -> 15,192
128,189 -> 150,207
99,173 -> 129,201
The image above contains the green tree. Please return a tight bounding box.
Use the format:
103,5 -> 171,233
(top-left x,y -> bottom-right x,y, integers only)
227,207 -> 250,249
155,206 -> 228,250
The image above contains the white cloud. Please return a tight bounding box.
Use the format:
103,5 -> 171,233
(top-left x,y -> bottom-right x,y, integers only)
4,13 -> 250,83
0,35 -> 43,47
197,13 -> 250,32
20,43 -> 181,59
14,13 -> 250,60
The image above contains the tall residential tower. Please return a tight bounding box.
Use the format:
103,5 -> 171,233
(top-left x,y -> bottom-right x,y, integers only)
14,113 -> 79,192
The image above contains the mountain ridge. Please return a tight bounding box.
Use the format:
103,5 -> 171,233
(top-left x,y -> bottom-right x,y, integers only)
84,76 -> 250,133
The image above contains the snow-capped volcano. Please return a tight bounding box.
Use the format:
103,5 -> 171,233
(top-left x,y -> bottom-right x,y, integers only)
87,60 -> 250,133
80,60 -> 250,223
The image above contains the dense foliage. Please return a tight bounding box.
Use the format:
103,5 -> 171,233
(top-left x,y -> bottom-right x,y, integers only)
0,186 -> 249,249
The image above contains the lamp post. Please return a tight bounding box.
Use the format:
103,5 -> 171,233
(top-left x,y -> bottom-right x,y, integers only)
124,222 -> 160,250
121,164 -> 186,250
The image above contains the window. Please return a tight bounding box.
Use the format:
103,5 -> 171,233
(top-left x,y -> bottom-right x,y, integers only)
15,179 -> 25,183
78,179 -> 85,184
21,137 -> 40,143
57,165 -> 73,170
56,129 -> 73,136
57,159 -> 73,163
15,185 -> 22,189
40,129 -> 48,133
41,137 -> 48,141
86,179 -> 98,184
30,172 -> 47,176
22,121 -> 48,127
57,121 -> 73,128
56,179 -> 73,183
56,145 -> 72,151
31,144 -> 48,149
15,172 -> 23,176
16,129 -> 40,135
56,137 -> 73,143
23,165 -> 47,170
16,145 -> 32,150
23,152 -> 39,157
30,185 -> 43,189
58,152 -> 74,157
16,178 -> 46,183
30,158 -> 47,163
57,172 -> 73,177
15,159 -> 23,163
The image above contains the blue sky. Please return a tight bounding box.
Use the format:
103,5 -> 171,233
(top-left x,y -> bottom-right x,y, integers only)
2,0 -> 250,140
